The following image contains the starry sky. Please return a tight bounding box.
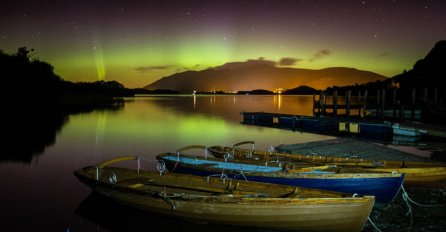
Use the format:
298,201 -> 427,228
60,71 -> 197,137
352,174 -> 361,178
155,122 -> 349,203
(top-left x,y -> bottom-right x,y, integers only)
1,0 -> 445,88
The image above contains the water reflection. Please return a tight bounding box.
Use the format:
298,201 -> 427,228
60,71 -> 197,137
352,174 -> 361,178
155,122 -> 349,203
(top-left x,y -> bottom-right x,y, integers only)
138,95 -> 313,122
273,95 -> 282,110
0,112 -> 67,163
0,104 -> 123,163
75,193 -> 267,232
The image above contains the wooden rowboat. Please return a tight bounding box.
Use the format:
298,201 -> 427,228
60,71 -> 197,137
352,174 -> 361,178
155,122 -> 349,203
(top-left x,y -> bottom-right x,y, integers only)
74,156 -> 375,232
208,141 -> 446,187
157,146 -> 404,203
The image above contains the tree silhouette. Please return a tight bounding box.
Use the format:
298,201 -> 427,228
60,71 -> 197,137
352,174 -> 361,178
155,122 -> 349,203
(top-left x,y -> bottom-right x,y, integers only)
16,46 -> 34,63
1,47 -> 133,109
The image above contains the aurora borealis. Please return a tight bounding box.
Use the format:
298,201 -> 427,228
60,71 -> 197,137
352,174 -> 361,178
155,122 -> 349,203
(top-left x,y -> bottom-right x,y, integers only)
1,0 -> 445,88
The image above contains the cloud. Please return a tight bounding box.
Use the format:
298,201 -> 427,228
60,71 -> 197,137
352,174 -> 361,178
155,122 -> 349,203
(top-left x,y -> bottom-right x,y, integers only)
135,65 -> 171,72
309,49 -> 331,62
376,53 -> 390,59
215,58 -> 276,70
278,57 -> 302,66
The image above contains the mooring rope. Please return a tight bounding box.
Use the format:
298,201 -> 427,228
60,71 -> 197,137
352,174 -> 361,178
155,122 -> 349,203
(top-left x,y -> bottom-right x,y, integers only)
439,188 -> 446,196
401,185 -> 444,207
399,184 -> 446,230
352,192 -> 383,232
367,216 -> 383,232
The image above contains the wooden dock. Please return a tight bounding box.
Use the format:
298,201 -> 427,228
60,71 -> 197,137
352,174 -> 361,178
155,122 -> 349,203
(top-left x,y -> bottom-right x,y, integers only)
241,111 -> 446,140
275,137 -> 426,161
313,89 -> 422,121
397,122 -> 446,138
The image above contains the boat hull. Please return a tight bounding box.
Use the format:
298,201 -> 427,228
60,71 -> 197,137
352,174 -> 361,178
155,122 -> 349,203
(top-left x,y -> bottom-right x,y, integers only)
89,184 -> 373,231
158,156 -> 404,203
75,164 -> 375,232
209,145 -> 446,187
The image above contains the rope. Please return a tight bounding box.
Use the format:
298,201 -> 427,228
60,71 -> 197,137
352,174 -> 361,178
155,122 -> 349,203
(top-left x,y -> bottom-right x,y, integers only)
401,187 -> 414,229
158,192 -> 177,210
401,185 -> 444,207
399,184 -> 446,230
235,170 -> 248,181
352,191 -> 384,232
206,173 -> 229,182
350,193 -> 384,232
367,217 -> 383,232
204,147 -> 209,159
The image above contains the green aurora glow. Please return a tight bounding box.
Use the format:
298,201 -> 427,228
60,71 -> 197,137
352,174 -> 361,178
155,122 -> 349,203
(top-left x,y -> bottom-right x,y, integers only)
1,0 -> 445,88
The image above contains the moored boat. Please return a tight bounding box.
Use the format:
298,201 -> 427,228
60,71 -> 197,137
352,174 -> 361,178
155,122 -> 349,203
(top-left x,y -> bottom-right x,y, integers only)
74,156 -> 375,232
208,141 -> 446,187
157,146 -> 404,203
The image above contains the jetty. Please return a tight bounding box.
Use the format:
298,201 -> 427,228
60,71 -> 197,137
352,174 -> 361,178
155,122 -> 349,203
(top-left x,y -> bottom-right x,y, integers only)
241,111 -> 446,141
242,86 -> 446,141
312,89 -> 423,121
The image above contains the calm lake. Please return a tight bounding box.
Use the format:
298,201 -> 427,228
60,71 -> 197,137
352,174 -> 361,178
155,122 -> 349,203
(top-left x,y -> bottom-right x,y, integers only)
0,95 -> 335,232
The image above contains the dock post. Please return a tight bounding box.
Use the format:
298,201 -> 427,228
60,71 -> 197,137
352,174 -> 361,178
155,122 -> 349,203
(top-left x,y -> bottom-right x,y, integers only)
363,89 -> 368,119
400,105 -> 405,121
322,91 -> 327,114
333,90 -> 338,117
392,89 -> 397,119
312,93 -> 316,115
381,89 -> 386,119
376,89 -> 381,118
346,90 -> 351,117
412,88 -> 416,120
358,90 -> 362,117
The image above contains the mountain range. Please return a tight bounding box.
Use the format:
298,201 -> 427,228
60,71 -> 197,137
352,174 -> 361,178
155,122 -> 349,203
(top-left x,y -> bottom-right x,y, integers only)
144,60 -> 387,93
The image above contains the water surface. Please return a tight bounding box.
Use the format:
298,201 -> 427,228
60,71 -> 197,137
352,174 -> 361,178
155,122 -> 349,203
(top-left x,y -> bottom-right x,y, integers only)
0,95 -> 333,232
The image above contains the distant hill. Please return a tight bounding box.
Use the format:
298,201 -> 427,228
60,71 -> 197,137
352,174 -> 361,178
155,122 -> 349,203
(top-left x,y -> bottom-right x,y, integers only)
283,85 -> 318,95
144,61 -> 386,93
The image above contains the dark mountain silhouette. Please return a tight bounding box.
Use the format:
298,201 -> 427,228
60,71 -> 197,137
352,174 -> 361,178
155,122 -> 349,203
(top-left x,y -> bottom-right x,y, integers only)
312,40 -> 445,94
392,40 -> 446,89
319,40 -> 446,124
283,85 -> 318,95
144,61 -> 386,93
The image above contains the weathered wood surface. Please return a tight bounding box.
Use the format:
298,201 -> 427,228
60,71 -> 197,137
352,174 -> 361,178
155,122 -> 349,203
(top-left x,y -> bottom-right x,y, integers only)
276,137 -> 425,161
209,140 -> 446,187
75,158 -> 375,232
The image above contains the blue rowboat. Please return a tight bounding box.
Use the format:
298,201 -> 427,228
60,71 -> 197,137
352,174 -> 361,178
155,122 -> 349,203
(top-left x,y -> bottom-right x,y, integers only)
156,146 -> 404,203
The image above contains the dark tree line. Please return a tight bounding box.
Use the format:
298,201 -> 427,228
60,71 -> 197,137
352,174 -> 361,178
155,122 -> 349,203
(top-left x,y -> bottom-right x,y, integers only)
0,47 -> 133,109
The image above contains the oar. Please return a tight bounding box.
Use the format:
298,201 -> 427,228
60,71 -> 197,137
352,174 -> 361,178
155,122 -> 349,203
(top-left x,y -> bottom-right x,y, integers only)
286,165 -> 336,173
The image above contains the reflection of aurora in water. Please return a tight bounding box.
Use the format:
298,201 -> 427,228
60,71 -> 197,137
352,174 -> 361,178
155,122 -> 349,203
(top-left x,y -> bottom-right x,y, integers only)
0,95 -> 333,232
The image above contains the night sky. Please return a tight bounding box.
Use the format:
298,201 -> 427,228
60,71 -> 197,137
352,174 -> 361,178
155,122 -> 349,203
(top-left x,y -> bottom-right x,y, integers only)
1,0 -> 445,88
